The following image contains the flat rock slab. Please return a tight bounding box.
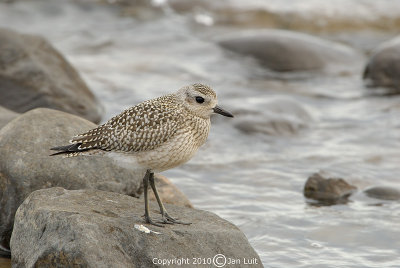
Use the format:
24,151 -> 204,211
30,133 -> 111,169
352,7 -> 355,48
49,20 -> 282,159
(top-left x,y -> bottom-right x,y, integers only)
364,186 -> 400,201
11,188 -> 262,268
218,30 -> 362,73
233,97 -> 312,136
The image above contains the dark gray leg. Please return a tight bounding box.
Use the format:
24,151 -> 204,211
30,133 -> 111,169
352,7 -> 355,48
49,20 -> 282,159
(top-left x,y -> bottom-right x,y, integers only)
148,172 -> 191,225
143,170 -> 163,227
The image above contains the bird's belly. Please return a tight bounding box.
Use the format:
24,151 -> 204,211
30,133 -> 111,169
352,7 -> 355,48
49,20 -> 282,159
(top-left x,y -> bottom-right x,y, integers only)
135,131 -> 205,172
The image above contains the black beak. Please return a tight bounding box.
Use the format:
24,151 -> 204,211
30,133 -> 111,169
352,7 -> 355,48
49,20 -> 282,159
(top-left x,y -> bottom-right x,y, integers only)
213,105 -> 234,118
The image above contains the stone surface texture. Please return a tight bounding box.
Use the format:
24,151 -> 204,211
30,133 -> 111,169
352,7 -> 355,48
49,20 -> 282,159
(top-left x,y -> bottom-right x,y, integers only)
363,35 -> 400,92
11,187 -> 262,268
0,106 -> 18,130
304,173 -> 357,203
218,30 -> 362,73
0,108 -> 142,251
0,27 -> 102,123
149,174 -> 193,208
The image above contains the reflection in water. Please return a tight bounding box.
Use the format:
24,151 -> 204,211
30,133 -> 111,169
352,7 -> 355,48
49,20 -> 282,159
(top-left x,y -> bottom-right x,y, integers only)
1,0 -> 400,266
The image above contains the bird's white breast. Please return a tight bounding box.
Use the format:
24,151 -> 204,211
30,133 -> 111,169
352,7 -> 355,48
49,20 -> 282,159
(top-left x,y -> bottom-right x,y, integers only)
134,116 -> 211,172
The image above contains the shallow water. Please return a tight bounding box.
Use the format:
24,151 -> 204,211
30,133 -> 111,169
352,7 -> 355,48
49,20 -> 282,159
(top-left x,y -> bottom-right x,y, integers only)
1,1 -> 400,267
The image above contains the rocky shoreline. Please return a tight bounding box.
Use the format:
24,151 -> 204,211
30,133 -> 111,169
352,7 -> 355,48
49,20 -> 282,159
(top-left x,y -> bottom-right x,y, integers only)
2,1 -> 400,266
11,188 -> 262,267
0,26 -> 263,266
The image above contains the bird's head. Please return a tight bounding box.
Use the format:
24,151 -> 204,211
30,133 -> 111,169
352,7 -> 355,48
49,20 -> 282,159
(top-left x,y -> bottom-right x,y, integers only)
176,83 -> 234,119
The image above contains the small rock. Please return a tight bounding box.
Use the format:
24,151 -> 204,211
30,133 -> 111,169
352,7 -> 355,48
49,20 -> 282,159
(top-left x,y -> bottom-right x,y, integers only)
234,98 -> 312,136
304,173 -> 357,204
0,27 -> 102,123
364,186 -> 400,201
148,174 -> 193,208
10,187 -> 262,268
218,30 -> 362,73
0,108 -> 143,251
235,117 -> 305,136
363,36 -> 400,93
0,106 -> 18,129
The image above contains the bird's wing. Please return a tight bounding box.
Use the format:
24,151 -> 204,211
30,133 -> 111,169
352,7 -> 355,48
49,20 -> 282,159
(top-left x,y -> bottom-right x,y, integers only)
71,95 -> 184,152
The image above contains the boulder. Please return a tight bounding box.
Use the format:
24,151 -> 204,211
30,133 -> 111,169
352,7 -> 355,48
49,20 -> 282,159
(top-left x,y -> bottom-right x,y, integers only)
364,186 -> 400,201
11,187 -> 262,267
149,174 -> 193,208
0,106 -> 18,129
218,30 -> 362,73
304,173 -> 357,204
0,108 -> 144,251
0,27 -> 102,123
363,36 -> 400,92
233,98 -> 312,136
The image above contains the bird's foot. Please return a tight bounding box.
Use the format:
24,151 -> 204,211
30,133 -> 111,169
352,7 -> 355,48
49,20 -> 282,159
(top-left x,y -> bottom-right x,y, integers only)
143,214 -> 164,227
160,212 -> 191,225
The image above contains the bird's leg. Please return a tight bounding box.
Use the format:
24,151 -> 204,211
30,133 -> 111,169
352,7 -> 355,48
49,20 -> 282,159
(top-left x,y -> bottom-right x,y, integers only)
143,170 -> 163,227
148,172 -> 191,225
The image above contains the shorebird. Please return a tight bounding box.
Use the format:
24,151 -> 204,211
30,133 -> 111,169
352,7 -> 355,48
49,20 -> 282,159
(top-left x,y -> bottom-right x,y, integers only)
50,83 -> 233,226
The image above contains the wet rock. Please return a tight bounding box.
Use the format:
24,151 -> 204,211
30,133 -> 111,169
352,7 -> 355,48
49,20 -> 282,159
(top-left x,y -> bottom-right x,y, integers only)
234,98 -> 311,136
364,186 -> 400,201
149,174 -> 193,208
304,173 -> 357,204
11,187 -> 262,268
0,27 -> 102,123
0,108 -> 143,251
0,106 -> 18,129
218,30 -> 362,73
363,36 -> 400,93
235,117 -> 305,136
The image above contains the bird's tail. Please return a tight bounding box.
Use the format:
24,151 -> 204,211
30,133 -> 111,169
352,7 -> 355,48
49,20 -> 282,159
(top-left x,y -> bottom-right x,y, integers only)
49,143 -> 84,156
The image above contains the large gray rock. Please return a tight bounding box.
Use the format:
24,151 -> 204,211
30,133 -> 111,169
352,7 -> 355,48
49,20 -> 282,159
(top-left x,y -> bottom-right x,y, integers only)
218,30 -> 362,73
0,106 -> 18,129
363,36 -> 400,92
0,108 -> 143,251
11,187 -> 262,267
0,27 -> 102,123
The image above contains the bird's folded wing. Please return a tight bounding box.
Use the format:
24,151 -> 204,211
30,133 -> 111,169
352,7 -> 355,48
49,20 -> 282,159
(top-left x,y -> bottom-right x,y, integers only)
71,96 -> 183,152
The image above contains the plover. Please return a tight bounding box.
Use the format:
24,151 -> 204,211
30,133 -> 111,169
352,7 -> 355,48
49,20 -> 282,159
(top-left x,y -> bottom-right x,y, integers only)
50,83 -> 233,226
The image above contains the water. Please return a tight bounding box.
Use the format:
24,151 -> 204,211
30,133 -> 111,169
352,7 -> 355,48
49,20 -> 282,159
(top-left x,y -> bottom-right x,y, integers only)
1,1 -> 400,267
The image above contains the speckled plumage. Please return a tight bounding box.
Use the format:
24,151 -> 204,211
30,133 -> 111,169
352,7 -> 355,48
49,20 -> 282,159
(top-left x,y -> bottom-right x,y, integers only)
51,83 -> 233,226
71,94 -> 185,153
52,83 -> 228,172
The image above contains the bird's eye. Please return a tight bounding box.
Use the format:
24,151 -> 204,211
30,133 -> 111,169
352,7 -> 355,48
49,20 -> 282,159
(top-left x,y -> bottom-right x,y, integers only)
195,96 -> 205,104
